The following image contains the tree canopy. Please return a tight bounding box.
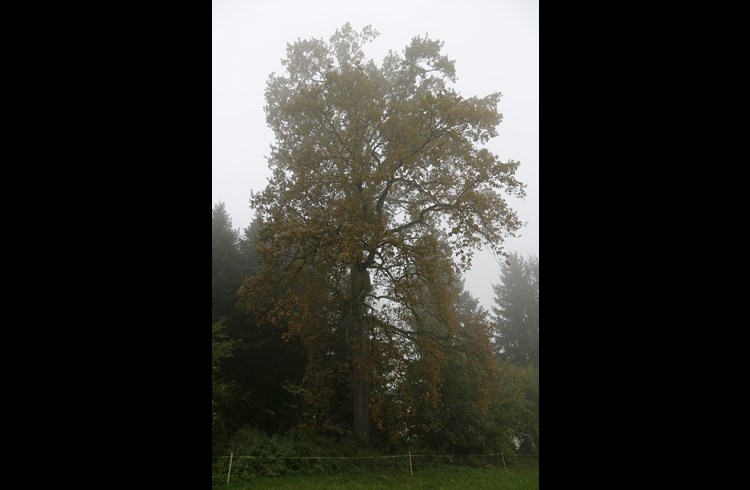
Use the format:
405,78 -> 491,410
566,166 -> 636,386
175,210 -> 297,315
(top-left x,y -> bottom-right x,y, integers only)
241,23 -> 526,444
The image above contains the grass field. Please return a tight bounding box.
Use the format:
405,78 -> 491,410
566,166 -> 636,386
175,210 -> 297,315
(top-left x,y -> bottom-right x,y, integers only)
212,463 -> 538,489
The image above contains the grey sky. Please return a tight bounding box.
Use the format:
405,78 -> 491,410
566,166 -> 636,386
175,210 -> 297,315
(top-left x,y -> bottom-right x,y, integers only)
212,0 -> 538,310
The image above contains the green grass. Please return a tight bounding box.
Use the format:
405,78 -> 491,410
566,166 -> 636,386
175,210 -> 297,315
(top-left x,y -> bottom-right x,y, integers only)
212,463 -> 538,489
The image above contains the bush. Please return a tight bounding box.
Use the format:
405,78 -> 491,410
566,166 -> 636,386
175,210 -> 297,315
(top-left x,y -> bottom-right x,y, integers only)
215,426 -> 419,478
212,424 -> 529,480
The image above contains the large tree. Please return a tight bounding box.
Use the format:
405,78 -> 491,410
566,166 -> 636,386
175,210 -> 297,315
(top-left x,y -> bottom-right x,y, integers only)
242,23 -> 525,444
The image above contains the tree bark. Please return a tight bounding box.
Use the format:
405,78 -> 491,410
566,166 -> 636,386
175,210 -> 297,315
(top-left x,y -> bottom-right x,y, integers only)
350,263 -> 371,444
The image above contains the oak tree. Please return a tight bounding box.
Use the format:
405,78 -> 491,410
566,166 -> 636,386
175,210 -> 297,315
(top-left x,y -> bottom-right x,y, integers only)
242,23 -> 525,444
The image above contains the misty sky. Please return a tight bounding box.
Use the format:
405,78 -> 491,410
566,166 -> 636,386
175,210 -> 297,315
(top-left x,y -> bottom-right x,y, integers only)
212,0 -> 538,310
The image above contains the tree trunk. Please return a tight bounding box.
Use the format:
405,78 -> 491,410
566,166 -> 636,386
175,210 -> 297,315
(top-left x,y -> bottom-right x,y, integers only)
350,263 -> 371,445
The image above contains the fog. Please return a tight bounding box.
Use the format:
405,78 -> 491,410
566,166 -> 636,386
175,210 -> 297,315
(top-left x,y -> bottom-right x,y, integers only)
212,0 -> 538,310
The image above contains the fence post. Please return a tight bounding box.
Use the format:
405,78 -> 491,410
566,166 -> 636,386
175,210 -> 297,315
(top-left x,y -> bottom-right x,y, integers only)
409,451 -> 413,476
501,451 -> 508,473
227,451 -> 234,484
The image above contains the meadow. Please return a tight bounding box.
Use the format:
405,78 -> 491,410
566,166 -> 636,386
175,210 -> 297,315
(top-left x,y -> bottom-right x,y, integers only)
212,460 -> 538,489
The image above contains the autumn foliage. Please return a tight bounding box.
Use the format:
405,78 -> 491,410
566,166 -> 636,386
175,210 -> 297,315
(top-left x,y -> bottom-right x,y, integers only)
214,24 -> 537,454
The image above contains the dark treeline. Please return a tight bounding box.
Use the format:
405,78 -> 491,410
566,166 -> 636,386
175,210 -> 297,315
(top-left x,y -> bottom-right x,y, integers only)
212,203 -> 539,458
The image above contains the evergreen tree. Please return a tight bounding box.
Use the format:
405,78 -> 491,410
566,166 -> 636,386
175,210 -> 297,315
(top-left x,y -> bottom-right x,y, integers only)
491,253 -> 539,368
